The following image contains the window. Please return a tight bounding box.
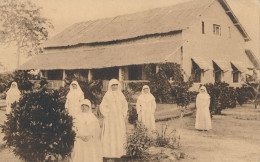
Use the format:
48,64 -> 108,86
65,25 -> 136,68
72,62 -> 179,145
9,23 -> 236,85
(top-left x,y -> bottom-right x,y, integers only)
128,65 -> 142,80
191,60 -> 202,83
233,71 -> 239,83
47,70 -> 63,80
213,62 -> 222,82
213,24 -> 221,36
231,64 -> 240,83
215,71 -> 221,82
92,67 -> 119,80
202,21 -> 205,34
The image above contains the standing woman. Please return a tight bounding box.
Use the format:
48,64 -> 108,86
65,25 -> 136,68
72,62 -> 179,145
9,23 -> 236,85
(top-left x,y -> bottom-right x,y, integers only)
195,86 -> 212,131
6,82 -> 21,114
100,79 -> 128,158
136,85 -> 156,132
71,99 -> 102,162
65,81 -> 84,118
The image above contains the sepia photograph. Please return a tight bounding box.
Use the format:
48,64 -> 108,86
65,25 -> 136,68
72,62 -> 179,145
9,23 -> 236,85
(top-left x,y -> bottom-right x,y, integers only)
0,0 -> 260,161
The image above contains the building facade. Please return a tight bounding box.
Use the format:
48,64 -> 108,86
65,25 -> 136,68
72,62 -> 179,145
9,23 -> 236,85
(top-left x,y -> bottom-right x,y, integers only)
18,0 -> 256,90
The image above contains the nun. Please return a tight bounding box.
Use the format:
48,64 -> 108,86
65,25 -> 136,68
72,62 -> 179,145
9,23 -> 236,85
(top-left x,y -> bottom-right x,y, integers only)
71,99 -> 102,162
65,81 -> 84,118
195,86 -> 212,131
100,79 -> 128,158
136,85 -> 156,132
6,82 -> 21,114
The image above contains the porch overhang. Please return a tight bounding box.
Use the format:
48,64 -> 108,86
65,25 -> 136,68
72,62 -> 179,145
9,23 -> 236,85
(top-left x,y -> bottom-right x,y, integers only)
191,57 -> 213,71
18,40 -> 185,70
230,61 -> 248,73
213,60 -> 232,72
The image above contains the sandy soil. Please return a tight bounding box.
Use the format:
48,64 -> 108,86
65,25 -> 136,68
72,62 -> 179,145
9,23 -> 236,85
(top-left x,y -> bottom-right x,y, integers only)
0,103 -> 259,162
158,104 -> 260,162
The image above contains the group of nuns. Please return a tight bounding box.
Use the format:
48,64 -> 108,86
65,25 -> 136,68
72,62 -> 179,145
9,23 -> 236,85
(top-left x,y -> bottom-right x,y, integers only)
5,79 -> 211,162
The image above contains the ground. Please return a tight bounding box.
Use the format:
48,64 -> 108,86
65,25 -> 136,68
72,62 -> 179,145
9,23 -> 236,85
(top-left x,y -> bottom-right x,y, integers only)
168,104 -> 260,162
0,102 -> 259,162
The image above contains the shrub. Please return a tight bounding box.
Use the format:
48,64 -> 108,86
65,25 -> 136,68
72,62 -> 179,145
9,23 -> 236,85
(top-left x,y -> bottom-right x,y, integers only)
227,87 -> 237,108
204,82 -> 237,115
189,91 -> 199,103
128,105 -> 138,124
144,63 -> 193,104
122,89 -> 136,103
1,80 -> 75,161
79,80 -> 103,106
236,85 -> 254,105
128,82 -> 147,93
63,72 -> 104,107
149,70 -> 173,103
13,70 -> 33,91
126,121 -> 152,157
172,78 -> 193,108
153,123 -> 180,149
0,72 -> 13,94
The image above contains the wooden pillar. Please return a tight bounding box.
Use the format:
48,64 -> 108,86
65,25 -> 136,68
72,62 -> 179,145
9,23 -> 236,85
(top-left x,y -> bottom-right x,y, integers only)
124,67 -> 129,80
40,70 -> 44,78
156,65 -> 160,73
88,69 -> 93,82
44,71 -> 48,79
62,70 -> 66,87
119,67 -> 123,81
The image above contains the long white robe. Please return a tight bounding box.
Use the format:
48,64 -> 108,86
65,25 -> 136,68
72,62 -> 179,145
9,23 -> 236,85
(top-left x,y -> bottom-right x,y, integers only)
100,79 -> 128,158
65,81 -> 84,118
195,86 -> 212,130
71,113 -> 102,162
6,82 -> 21,114
136,86 -> 156,132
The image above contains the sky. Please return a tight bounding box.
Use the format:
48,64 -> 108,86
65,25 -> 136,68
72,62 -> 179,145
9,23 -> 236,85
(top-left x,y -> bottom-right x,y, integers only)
0,0 -> 259,71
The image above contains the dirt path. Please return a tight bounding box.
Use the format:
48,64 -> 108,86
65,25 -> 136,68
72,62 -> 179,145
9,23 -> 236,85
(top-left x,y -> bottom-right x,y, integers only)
0,103 -> 259,162
158,104 -> 260,162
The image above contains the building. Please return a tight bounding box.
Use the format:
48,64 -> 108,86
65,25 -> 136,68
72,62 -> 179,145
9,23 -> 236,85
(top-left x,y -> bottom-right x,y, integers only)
18,0 -> 256,90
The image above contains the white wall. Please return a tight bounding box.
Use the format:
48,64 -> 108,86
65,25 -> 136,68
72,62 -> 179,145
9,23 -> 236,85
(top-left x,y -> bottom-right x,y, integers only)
182,0 -> 250,88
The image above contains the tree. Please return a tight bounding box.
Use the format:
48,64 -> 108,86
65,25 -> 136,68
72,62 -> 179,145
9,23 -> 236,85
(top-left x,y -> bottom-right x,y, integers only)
1,79 -> 75,161
0,0 -> 53,67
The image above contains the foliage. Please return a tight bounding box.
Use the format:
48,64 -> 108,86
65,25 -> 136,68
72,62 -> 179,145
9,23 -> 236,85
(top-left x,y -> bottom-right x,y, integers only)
171,77 -> 193,108
0,72 -> 13,94
0,0 -> 53,59
128,105 -> 138,124
122,89 -> 137,103
189,91 -> 199,103
227,87 -> 237,108
56,86 -> 68,105
204,82 -> 237,115
0,79 -> 75,161
128,82 -> 148,93
13,70 -> 33,91
145,63 -> 177,103
126,121 -> 152,157
64,71 -> 104,106
236,85 -> 254,106
143,63 -> 193,104
80,80 -> 104,106
243,81 -> 260,108
153,123 -> 180,149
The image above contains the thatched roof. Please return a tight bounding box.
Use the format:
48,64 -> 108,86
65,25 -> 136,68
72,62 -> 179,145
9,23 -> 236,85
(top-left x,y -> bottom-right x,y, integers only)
18,38 -> 185,70
44,0 -> 250,48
